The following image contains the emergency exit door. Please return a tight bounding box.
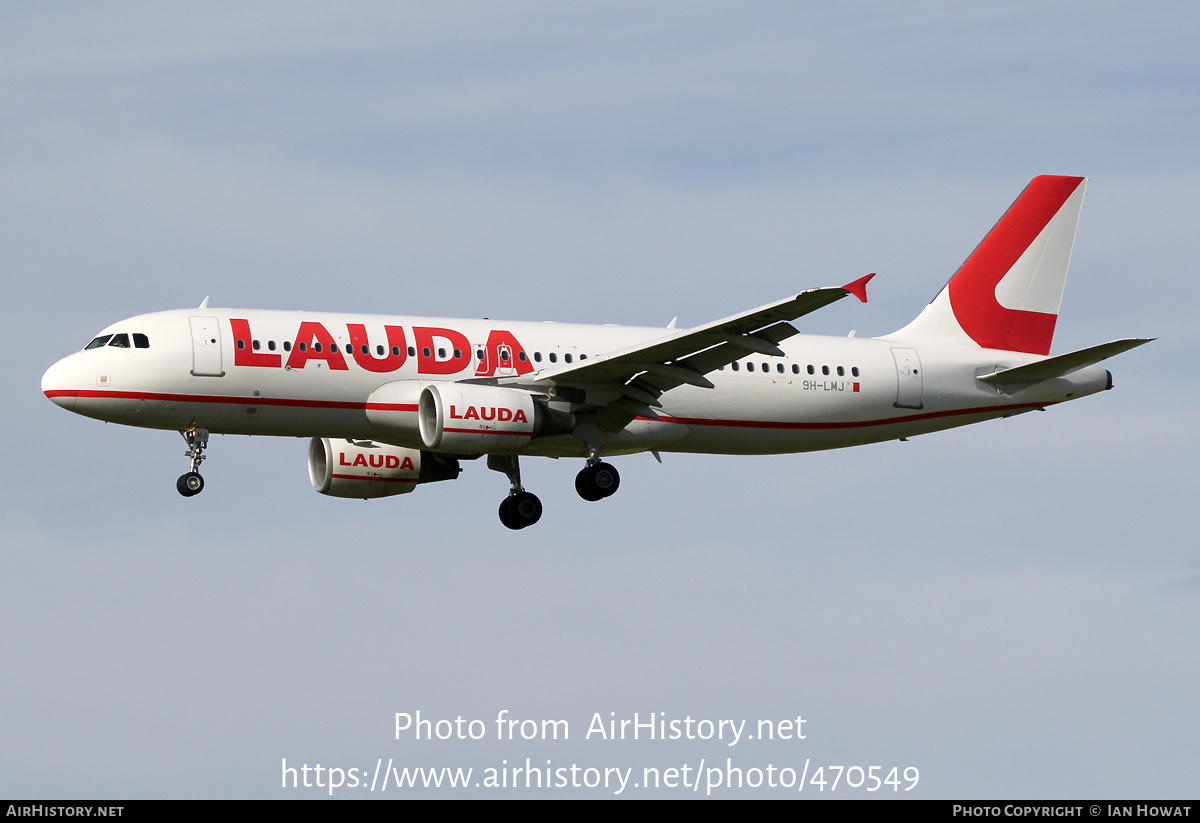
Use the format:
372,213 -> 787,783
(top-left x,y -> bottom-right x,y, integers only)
891,347 -> 923,409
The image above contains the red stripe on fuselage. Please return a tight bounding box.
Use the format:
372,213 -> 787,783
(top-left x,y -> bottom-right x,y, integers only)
47,388 -> 1053,432
642,401 -> 1056,430
46,388 -> 391,411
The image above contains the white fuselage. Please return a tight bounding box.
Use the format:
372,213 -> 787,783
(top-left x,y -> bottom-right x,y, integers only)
41,307 -> 1111,458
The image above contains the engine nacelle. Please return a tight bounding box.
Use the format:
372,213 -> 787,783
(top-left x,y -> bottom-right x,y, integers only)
308,438 -> 459,499
418,383 -> 571,454
364,379 -> 423,440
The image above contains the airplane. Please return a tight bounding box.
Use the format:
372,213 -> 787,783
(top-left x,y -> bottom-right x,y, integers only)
41,175 -> 1150,529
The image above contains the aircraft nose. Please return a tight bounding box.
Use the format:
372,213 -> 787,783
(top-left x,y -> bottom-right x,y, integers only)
42,356 -> 79,410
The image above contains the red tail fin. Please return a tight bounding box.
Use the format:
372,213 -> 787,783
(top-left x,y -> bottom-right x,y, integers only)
891,175 -> 1087,355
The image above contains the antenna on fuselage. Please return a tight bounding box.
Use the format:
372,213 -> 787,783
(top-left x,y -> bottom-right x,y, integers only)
198,296 -> 210,309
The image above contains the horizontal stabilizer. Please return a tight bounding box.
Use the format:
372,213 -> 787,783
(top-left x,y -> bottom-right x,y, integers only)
978,338 -> 1153,385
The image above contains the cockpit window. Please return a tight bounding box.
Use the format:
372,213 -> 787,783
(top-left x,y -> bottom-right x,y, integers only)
133,333 -> 149,348
85,335 -> 112,350
108,333 -> 131,348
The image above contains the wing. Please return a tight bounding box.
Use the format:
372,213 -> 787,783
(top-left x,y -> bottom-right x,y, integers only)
505,274 -> 875,430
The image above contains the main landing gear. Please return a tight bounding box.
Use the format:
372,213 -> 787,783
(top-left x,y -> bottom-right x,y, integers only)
488,454 -> 543,530
176,427 -> 209,497
499,492 -> 543,531
575,454 -> 620,502
487,451 -> 620,530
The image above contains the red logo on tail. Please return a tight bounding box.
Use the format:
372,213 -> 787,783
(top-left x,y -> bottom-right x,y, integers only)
948,175 -> 1084,355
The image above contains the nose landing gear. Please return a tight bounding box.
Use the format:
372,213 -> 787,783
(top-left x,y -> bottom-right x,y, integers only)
177,427 -> 209,497
177,471 -> 204,497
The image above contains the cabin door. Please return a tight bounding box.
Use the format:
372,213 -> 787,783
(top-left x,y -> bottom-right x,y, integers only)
189,316 -> 225,377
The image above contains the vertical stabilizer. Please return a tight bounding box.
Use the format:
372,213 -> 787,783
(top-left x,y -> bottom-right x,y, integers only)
890,175 -> 1087,355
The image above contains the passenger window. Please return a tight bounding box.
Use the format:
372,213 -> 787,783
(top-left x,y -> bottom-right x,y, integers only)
549,353 -> 557,363
477,350 -> 484,360
236,339 -> 246,350
822,366 -> 829,375
252,339 -> 260,351
133,334 -> 150,349
85,335 -> 112,350
409,347 -> 416,357
454,348 -> 462,359
298,342 -> 307,352
392,346 -> 401,356
731,361 -> 740,372
580,354 -> 587,360
108,334 -> 130,348
837,366 -> 844,376
777,363 -> 784,373
534,352 -> 542,363
438,347 -> 446,358
314,343 -> 323,353
807,365 -> 814,375
564,353 -> 573,363
283,341 -> 292,352
518,351 -> 527,362
852,367 -> 859,377
792,364 -> 799,374
330,343 -> 338,354
268,341 -> 276,351
422,347 -> 431,358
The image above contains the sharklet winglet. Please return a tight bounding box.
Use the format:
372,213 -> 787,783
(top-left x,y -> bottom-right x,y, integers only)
842,273 -> 875,303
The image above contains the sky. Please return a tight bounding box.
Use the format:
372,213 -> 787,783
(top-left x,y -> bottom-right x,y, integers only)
2,2 -> 1197,798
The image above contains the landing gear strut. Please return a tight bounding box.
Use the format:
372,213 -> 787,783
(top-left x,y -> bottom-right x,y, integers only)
488,454 -> 542,530
177,427 -> 209,497
575,452 -> 620,501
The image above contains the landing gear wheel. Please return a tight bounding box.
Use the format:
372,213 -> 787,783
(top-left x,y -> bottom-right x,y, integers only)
177,471 -> 204,497
575,462 -> 620,501
575,470 -> 601,501
499,491 -> 543,530
511,491 -> 542,527
499,496 -> 518,529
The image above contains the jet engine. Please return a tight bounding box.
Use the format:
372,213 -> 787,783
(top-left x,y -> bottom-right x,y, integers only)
307,438 -> 460,499
417,383 -> 573,454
